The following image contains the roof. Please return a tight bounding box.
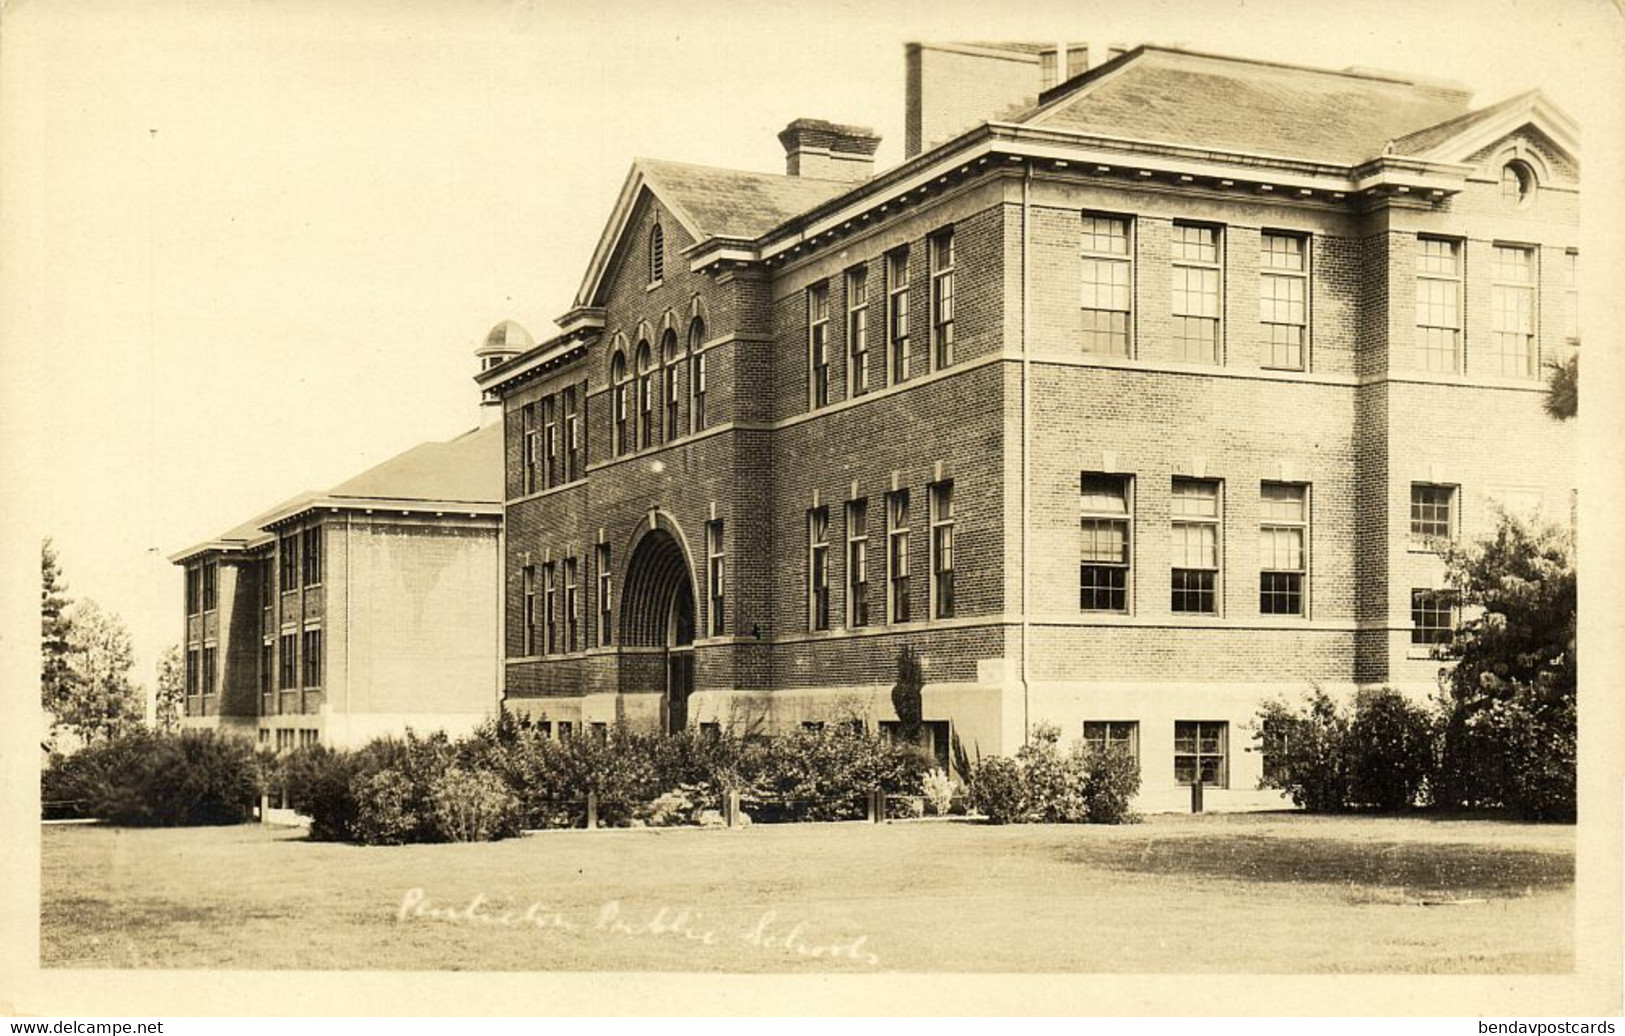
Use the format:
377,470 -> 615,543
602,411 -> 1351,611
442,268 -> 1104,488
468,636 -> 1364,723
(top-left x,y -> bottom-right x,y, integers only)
171,422 -> 503,563
637,158 -> 852,241
1018,46 -> 1474,165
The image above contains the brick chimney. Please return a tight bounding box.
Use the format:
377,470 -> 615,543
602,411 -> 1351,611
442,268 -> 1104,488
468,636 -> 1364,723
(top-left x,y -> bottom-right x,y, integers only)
777,119 -> 882,182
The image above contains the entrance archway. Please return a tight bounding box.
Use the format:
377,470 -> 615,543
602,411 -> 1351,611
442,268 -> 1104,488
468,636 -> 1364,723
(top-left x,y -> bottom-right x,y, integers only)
620,526 -> 696,733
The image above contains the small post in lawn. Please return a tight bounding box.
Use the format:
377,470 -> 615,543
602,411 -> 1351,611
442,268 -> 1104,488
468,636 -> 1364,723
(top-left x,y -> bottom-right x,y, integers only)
1191,777 -> 1204,814
259,794 -> 269,824
725,788 -> 740,828
586,791 -> 599,830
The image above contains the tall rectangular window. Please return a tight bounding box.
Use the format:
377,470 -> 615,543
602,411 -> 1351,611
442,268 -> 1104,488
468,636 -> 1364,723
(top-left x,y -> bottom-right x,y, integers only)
1564,250 -> 1579,345
930,481 -> 954,619
689,352 -> 707,434
1171,478 -> 1220,614
186,567 -> 201,614
279,633 -> 297,690
706,521 -> 725,637
259,642 -> 273,701
930,229 -> 955,370
260,558 -> 273,608
522,564 -> 537,655
564,557 -> 579,653
1080,215 -> 1132,356
664,355 -> 680,441
1415,237 -> 1462,372
563,386 -> 583,481
1175,721 -> 1227,787
543,396 -> 559,488
1080,473 -> 1131,612
1410,483 -> 1456,540
614,374 -> 630,456
846,266 -> 869,397
202,646 -> 217,696
1171,224 -> 1222,362
808,507 -> 830,631
596,543 -> 612,647
1491,245 -> 1537,377
846,498 -> 869,628
1411,588 -> 1458,645
809,282 -> 830,408
303,628 -> 323,688
279,534 -> 298,593
1259,483 -> 1307,616
186,648 -> 200,695
543,561 -> 558,655
522,402 -> 539,494
1083,721 -> 1139,767
886,248 -> 910,385
202,562 -> 217,611
1260,232 -> 1307,370
886,489 -> 911,624
638,360 -> 654,449
302,527 -> 322,588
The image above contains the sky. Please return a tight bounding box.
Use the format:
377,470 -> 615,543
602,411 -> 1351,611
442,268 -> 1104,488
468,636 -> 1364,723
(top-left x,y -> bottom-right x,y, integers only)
2,0 -> 1621,698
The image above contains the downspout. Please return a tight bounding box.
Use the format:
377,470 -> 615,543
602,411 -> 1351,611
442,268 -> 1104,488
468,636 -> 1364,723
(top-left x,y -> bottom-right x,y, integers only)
343,512 -> 352,740
1020,161 -> 1033,748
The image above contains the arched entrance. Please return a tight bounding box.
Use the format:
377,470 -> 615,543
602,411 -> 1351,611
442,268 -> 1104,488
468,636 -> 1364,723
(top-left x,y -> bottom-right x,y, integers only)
620,526 -> 696,734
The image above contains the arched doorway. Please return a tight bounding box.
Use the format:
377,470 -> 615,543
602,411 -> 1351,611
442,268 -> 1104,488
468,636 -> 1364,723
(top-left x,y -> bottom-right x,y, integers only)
619,526 -> 696,734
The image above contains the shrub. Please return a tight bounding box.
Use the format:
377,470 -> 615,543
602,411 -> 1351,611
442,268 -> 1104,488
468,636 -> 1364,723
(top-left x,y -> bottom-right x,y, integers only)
964,723 -> 1140,825
1075,743 -> 1141,824
1255,688 -> 1354,812
921,768 -> 954,816
1255,686 -> 1436,813
739,725 -> 927,821
279,739 -> 409,841
1016,723 -> 1085,822
1347,688 -> 1437,811
429,766 -> 521,842
969,755 -> 1027,824
43,730 -> 260,826
351,769 -> 420,845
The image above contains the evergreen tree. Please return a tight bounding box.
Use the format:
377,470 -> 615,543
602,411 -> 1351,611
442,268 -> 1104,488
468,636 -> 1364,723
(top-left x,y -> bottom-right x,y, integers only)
154,644 -> 185,733
40,539 -> 77,737
891,645 -> 924,743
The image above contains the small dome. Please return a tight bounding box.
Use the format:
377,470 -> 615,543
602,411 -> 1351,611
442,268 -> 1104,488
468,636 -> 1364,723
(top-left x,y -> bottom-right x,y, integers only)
478,319 -> 534,356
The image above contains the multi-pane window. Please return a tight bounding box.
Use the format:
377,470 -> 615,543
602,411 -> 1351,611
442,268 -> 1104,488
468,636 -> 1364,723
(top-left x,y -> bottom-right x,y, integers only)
846,498 -> 869,628
279,534 -> 298,592
1490,245 -> 1537,377
522,564 -> 537,655
1411,588 -> 1458,645
808,507 -> 830,631
202,562 -> 218,612
202,646 -> 217,696
1174,721 -> 1227,787
688,320 -> 708,433
186,567 -> 201,614
1083,721 -> 1139,766
1415,238 -> 1462,372
299,729 -> 319,748
1260,232 -> 1307,370
930,229 -> 955,370
261,558 -> 274,608
564,385 -> 583,481
886,490 -> 911,624
279,633 -> 297,690
521,402 -> 539,493
1171,224 -> 1222,362
259,642 -> 273,702
649,224 -> 664,284
1080,215 -> 1132,355
636,343 -> 655,449
706,521 -> 725,637
185,648 -> 199,695
930,481 -> 954,619
1500,162 -> 1532,206
302,527 -> 322,587
596,543 -> 613,647
612,352 -> 630,456
1171,478 -> 1220,614
564,557 -> 579,653
662,333 -> 681,440
302,629 -> 323,688
275,728 -> 295,753
1259,483 -> 1307,616
543,561 -> 558,655
1564,250 -> 1579,345
886,248 -> 910,385
809,282 -> 830,408
1080,473 -> 1131,612
846,267 -> 869,397
543,396 -> 559,488
1410,484 -> 1456,539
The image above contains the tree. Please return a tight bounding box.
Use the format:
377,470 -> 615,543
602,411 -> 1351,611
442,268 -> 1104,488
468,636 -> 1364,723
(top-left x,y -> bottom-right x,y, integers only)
41,539 -> 77,737
890,645 -> 924,742
1434,512 -> 1576,820
1543,354 -> 1577,421
55,599 -> 145,747
154,644 -> 185,733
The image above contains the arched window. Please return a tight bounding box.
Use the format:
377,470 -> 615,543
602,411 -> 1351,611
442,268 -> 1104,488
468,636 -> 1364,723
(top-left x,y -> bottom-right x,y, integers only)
611,350 -> 629,456
649,225 -> 665,284
661,329 -> 681,441
687,318 -> 707,434
636,341 -> 654,449
1500,161 -> 1534,207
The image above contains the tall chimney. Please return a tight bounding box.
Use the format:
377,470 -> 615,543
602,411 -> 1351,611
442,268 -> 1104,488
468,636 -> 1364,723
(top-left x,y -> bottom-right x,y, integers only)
777,119 -> 882,182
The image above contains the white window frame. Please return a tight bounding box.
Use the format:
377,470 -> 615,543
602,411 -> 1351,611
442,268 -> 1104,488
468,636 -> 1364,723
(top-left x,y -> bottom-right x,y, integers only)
1415,237 -> 1462,373
846,498 -> 869,628
808,507 -> 830,632
1259,482 -> 1308,617
1080,215 -> 1132,356
929,481 -> 954,620
846,266 -> 869,397
886,489 -> 911,624
809,282 -> 830,409
1171,224 -> 1222,363
1080,473 -> 1132,613
1490,244 -> 1538,378
886,247 -> 910,386
1260,231 -> 1308,371
930,228 -> 955,371
1171,478 -> 1221,615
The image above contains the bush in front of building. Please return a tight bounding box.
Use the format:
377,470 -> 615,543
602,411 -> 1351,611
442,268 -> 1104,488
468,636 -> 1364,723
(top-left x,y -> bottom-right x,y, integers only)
41,729 -> 261,826
1255,686 -> 1436,812
429,766 -> 522,843
964,723 -> 1141,825
737,724 -> 929,822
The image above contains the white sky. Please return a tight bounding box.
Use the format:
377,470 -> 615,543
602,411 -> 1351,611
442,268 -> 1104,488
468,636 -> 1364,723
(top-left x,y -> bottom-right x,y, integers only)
2,0 -> 1622,692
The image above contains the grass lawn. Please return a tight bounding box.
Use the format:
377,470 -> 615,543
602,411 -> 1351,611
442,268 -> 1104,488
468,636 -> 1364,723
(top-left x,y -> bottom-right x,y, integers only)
40,812 -> 1573,973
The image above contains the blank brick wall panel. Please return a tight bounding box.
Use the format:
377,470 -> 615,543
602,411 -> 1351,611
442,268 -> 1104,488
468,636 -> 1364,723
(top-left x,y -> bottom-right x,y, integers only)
1311,234 -> 1362,376
220,562 -> 260,719
1030,626 -> 1356,683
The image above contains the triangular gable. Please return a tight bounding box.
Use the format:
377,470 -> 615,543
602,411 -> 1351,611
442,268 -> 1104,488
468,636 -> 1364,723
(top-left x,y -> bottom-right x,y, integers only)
1401,90 -> 1578,170
572,162 -> 708,311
